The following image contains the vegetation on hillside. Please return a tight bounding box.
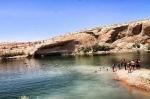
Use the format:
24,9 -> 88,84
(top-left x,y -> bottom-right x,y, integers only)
77,43 -> 112,54
0,51 -> 25,57
132,43 -> 141,48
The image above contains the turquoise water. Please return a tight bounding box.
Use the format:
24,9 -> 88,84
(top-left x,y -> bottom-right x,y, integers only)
0,52 -> 150,99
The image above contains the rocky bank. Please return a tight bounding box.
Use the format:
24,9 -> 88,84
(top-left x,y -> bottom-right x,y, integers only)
115,69 -> 150,92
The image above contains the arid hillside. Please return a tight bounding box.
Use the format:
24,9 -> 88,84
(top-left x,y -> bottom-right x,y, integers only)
0,19 -> 150,58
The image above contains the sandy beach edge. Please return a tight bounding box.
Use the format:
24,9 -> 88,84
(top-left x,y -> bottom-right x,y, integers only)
114,69 -> 150,92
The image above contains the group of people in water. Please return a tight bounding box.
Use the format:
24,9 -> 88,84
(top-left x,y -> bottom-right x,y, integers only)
112,59 -> 141,73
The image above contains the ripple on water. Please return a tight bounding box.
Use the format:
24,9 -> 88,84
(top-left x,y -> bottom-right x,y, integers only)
0,54 -> 150,99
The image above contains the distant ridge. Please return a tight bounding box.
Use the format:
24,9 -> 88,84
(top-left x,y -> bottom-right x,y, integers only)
0,19 -> 150,58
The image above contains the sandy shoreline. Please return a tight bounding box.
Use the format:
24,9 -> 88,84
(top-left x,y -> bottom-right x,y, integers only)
114,69 -> 150,92
78,66 -> 150,93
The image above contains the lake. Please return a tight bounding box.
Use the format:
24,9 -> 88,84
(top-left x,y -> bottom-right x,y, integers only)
0,52 -> 150,99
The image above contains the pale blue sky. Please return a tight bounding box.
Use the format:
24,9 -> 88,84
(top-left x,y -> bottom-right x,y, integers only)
0,0 -> 150,41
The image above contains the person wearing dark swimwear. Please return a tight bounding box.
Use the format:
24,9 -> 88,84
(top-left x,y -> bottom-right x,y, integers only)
112,63 -> 116,72
128,61 -> 132,73
120,59 -> 124,68
123,59 -> 127,70
131,60 -> 135,70
135,59 -> 141,69
117,63 -> 121,70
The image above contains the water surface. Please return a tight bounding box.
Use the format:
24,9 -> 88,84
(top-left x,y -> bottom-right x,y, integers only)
0,52 -> 150,99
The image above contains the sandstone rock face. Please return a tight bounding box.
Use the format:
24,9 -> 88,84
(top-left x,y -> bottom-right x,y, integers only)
21,19 -> 150,55
1,19 -> 150,57
37,19 -> 150,55
69,19 -> 150,53
142,21 -> 150,36
127,23 -> 142,36
106,25 -> 128,43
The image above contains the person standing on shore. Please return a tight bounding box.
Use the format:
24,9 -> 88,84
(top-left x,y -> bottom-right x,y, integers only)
131,60 -> 135,70
128,61 -> 132,73
117,63 -> 121,70
112,63 -> 116,72
117,59 -> 123,70
120,59 -> 124,68
123,59 -> 127,70
135,59 -> 141,69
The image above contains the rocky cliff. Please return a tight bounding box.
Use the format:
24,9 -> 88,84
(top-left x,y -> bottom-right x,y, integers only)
42,19 -> 150,55
0,19 -> 150,58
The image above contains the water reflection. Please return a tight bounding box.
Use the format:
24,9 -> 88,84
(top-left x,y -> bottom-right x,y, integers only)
0,58 -> 41,73
0,52 -> 149,99
20,96 -> 29,99
74,52 -> 150,68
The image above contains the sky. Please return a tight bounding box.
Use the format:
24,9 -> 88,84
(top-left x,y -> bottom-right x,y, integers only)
0,0 -> 150,42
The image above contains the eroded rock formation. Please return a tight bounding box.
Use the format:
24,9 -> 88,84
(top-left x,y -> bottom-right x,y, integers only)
1,19 -> 150,57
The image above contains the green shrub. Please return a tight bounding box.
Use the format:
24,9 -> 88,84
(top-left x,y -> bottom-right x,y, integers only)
83,47 -> 92,53
77,43 -> 111,53
133,43 -> 140,48
92,44 -> 111,52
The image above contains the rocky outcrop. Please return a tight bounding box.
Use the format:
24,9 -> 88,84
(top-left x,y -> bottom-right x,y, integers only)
33,19 -> 150,56
34,40 -> 78,57
0,19 -> 150,57
142,21 -> 150,36
103,25 -> 128,43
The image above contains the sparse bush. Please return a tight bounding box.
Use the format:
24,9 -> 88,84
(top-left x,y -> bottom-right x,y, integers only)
92,44 -> 111,52
2,47 -> 7,49
132,44 -> 136,48
77,46 -> 92,53
83,47 -> 92,53
10,48 -> 13,50
0,52 -> 25,57
77,43 -> 111,54
133,43 -> 140,48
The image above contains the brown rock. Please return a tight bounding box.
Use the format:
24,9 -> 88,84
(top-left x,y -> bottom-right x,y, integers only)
142,21 -> 150,36
1,19 -> 150,57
